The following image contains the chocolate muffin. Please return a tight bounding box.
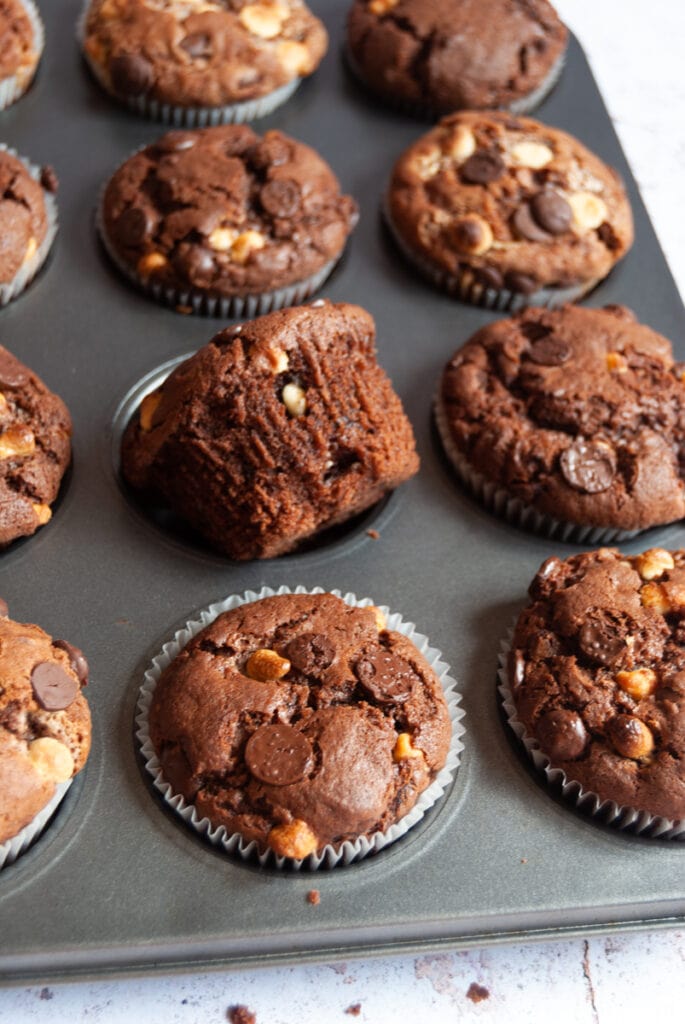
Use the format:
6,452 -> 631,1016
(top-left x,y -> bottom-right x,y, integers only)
385,111 -> 634,310
82,0 -> 328,123
0,346 -> 71,547
347,0 -> 567,117
146,591 -> 452,859
0,602 -> 91,853
0,146 -> 58,307
121,301 -> 419,558
507,548 -> 685,829
99,125 -> 358,316
0,0 -> 43,110
436,304 -> 685,541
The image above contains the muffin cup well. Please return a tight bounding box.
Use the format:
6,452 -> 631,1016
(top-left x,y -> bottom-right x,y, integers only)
0,780 -> 71,870
136,585 -> 465,869
0,0 -> 44,111
498,630 -> 685,839
0,145 -> 58,308
433,391 -> 643,545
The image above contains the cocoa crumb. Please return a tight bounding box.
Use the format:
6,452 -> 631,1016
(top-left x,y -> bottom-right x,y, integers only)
40,166 -> 58,193
366,529 -> 380,540
227,1005 -> 256,1024
466,982 -> 490,1003
39,988 -> 54,1000
307,889 -> 320,905
345,1004 -> 361,1016
521,857 -> 528,864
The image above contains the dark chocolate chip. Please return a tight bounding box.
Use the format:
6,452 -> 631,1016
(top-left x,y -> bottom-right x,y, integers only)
460,149 -> 505,185
536,709 -> 588,761
173,243 -> 216,284
0,598 -> 7,617
530,190 -> 572,235
260,179 -> 301,218
474,266 -> 504,290
180,32 -> 212,58
0,348 -> 28,387
598,222 -> 621,250
40,165 -> 58,193
160,744 -> 198,800
354,650 -> 416,704
527,336 -> 571,366
52,639 -> 89,686
245,724 -> 313,786
505,271 -> 538,295
512,203 -> 552,243
578,616 -> 625,666
559,439 -> 616,494
156,131 -> 197,153
30,662 -> 79,711
109,53 -> 154,96
286,632 -> 335,675
114,206 -> 152,247
247,137 -> 291,172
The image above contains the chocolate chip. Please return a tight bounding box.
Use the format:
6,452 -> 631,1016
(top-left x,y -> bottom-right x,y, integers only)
450,217 -> 487,253
160,744 -> 198,800
536,709 -> 587,761
247,137 -> 291,172
180,32 -> 212,58
354,649 -> 416,704
512,203 -> 551,242
40,165 -> 58,193
109,53 -> 154,96
286,632 -> 335,675
527,336 -> 571,366
530,190 -> 572,235
52,639 -> 89,686
460,149 -> 505,185
474,266 -> 504,290
578,616 -> 626,667
245,724 -> 313,786
156,131 -> 197,153
505,271 -> 538,295
114,206 -> 152,247
173,243 -> 216,285
0,598 -> 7,617
30,662 -> 79,711
559,439 -> 616,494
598,222 -> 621,250
0,348 -> 28,387
260,179 -> 301,218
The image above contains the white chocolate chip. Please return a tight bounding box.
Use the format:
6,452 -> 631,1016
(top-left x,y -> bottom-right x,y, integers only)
230,230 -> 266,264
569,191 -> 608,231
276,40 -> 312,77
282,382 -> 307,417
368,0 -> 398,12
22,237 -> 38,265
28,737 -> 74,782
444,125 -> 476,164
510,140 -> 554,169
208,226 -> 239,252
412,146 -> 442,180
239,3 -> 289,40
0,426 -> 36,459
268,348 -> 289,373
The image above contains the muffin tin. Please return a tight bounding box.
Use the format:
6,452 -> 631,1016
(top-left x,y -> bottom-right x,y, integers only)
1,0 -> 684,981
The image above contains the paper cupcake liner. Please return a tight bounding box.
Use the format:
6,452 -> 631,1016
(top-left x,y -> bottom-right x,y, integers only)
383,195 -> 597,311
96,187 -> 339,318
0,145 -> 58,308
0,0 -> 44,111
78,2 -> 299,125
434,391 -> 643,545
0,780 -> 71,870
498,629 -> 685,839
345,44 -> 565,120
136,585 -> 465,870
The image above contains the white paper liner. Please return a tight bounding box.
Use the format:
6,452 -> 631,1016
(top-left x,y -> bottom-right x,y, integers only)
344,43 -> 565,120
0,780 -> 71,870
0,144 -> 58,308
0,0 -> 44,111
135,585 -> 465,869
433,390 -> 644,545
78,2 -> 300,125
96,180 -> 340,317
498,628 -> 685,839
383,193 -> 597,312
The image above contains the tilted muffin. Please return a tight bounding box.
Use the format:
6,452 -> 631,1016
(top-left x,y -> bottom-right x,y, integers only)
436,305 -> 685,541
147,591 -> 452,859
0,346 -> 71,546
99,125 -> 358,316
81,0 -> 328,124
506,548 -> 685,831
0,146 -> 58,307
385,111 -> 634,310
0,601 -> 91,857
121,301 -> 419,558
0,0 -> 43,110
347,0 -> 567,117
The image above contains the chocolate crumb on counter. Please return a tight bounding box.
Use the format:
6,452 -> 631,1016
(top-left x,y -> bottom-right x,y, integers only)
307,889 -> 321,905
345,1004 -> 362,1016
466,983 -> 490,1003
366,529 -> 380,540
227,1005 -> 256,1024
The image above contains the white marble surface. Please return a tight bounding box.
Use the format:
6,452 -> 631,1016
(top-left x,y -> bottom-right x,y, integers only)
2,1 -> 685,1019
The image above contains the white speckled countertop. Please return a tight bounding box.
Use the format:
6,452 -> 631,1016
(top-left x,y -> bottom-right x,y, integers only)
2,1 -> 684,1019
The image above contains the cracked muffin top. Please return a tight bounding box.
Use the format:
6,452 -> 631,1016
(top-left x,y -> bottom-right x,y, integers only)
437,304 -> 685,533
121,300 -> 419,558
148,592 -> 452,857
347,0 -> 567,115
0,0 -> 39,82
0,604 -> 91,845
0,148 -> 50,285
82,0 -> 328,109
100,125 -> 358,301
0,347 -> 71,547
510,548 -> 685,822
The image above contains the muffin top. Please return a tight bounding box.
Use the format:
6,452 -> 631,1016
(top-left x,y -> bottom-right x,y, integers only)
101,125 -> 358,300
0,347 -> 71,547
82,0 -> 328,108
0,148 -> 50,285
438,304 -> 685,533
387,111 -> 634,297
510,547 -> 685,822
0,0 -> 38,81
149,591 -> 451,857
0,605 -> 91,845
121,300 -> 419,558
347,0 -> 567,114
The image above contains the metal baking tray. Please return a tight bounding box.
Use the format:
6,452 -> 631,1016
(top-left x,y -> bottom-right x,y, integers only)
1,0 -> 684,983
